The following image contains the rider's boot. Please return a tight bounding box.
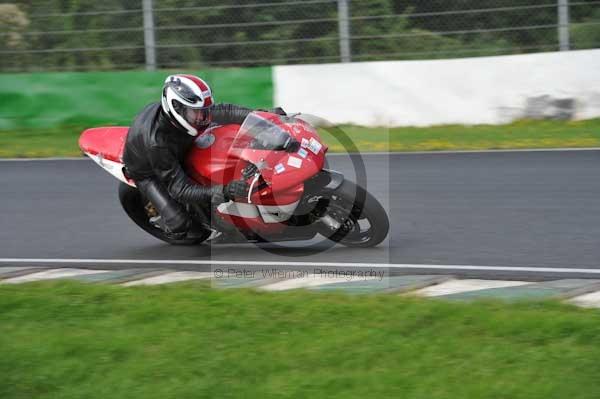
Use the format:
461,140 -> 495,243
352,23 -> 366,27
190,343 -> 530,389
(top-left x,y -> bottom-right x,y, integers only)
150,215 -> 189,240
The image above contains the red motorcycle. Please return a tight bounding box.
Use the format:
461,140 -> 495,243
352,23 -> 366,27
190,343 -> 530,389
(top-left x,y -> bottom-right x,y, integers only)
79,111 -> 389,247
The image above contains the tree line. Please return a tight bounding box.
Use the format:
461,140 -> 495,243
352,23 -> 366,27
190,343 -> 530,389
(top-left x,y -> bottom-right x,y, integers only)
1,0 -> 599,71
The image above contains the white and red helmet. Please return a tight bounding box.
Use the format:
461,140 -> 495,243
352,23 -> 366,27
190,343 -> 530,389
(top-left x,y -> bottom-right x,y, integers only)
161,74 -> 215,136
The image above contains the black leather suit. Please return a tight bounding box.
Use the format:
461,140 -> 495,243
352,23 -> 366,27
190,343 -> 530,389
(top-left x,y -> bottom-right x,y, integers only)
122,102 -> 252,234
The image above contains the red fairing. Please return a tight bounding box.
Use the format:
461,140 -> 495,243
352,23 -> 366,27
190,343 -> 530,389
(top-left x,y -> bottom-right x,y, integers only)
186,112 -> 325,201
78,126 -> 129,162
78,126 -> 135,186
185,123 -> 244,186
186,112 -> 327,234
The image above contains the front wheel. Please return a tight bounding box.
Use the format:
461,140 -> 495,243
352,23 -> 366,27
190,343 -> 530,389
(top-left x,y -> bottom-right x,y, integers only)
317,180 -> 389,248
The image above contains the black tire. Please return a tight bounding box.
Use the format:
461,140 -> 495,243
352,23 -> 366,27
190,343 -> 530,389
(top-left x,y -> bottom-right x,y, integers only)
318,179 -> 389,248
118,182 -> 207,245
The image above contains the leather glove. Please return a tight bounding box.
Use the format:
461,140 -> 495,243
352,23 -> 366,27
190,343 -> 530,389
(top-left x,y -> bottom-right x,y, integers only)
223,180 -> 250,201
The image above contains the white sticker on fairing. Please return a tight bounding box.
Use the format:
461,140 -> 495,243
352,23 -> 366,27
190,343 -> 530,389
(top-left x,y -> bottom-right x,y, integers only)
308,137 -> 323,154
297,148 -> 308,158
287,156 -> 302,168
275,163 -> 286,174
301,138 -> 310,148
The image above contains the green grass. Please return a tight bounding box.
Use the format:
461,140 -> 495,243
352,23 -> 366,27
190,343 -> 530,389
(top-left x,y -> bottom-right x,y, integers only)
320,118 -> 600,152
1,118 -> 600,158
0,125 -> 86,158
2,281 -> 600,398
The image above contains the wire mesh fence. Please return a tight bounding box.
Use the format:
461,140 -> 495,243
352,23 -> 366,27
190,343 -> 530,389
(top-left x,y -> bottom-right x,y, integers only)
1,0 -> 600,72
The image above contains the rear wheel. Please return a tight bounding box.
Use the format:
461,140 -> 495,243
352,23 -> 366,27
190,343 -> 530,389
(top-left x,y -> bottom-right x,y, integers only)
317,180 -> 389,248
118,182 -> 208,245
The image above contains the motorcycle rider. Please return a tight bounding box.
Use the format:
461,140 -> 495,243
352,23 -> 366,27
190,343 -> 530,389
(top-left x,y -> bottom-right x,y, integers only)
122,74 -> 257,239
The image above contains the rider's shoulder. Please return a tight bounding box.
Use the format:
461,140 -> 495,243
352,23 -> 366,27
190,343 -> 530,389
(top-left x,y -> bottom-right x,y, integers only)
142,102 -> 162,115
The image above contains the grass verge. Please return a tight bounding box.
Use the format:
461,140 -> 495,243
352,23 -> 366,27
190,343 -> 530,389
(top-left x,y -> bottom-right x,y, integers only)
1,281 -> 600,398
320,118 -> 600,152
0,126 -> 86,158
1,119 -> 599,158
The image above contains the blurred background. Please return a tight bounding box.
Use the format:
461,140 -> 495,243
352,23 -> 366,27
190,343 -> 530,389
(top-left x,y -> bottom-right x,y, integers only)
2,0 -> 600,72
1,0 -> 600,158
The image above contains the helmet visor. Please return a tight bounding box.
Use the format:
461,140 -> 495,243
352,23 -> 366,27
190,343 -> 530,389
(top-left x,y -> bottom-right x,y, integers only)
173,100 -> 214,129
184,106 -> 213,127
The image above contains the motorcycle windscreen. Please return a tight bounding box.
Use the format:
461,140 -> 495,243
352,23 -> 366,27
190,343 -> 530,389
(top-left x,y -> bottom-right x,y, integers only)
232,112 -> 296,152
229,112 -> 295,172
228,112 -> 323,192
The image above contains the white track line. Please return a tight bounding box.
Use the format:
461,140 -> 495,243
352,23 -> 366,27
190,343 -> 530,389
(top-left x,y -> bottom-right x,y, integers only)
326,148 -> 600,156
414,279 -> 530,297
1,268 -> 107,284
0,147 -> 598,162
1,258 -> 600,275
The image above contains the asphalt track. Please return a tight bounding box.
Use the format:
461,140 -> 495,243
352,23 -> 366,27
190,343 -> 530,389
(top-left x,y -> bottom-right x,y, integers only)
1,150 -> 599,280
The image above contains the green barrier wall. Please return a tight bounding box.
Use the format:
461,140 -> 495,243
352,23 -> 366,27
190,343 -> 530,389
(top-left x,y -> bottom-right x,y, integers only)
0,68 -> 273,130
